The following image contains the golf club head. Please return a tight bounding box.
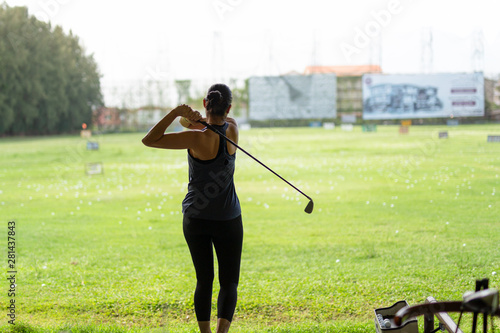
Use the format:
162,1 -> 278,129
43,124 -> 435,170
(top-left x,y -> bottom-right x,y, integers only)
462,288 -> 499,314
305,199 -> 314,214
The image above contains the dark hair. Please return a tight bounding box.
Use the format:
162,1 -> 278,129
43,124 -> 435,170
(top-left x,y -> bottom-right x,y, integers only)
205,83 -> 232,117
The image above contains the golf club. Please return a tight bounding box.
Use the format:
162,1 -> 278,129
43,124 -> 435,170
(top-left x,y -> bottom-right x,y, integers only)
199,120 -> 314,214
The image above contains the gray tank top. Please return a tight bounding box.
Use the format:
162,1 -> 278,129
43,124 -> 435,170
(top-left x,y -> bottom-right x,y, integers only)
182,123 -> 241,220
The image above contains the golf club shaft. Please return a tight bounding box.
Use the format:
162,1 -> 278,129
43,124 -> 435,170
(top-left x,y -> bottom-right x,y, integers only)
199,121 -> 312,202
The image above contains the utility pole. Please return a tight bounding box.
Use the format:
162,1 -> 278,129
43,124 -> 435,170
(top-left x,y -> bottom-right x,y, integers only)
421,27 -> 433,74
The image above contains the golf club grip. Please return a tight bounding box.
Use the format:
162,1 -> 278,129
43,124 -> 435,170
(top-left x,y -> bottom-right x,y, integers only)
198,121 -> 312,201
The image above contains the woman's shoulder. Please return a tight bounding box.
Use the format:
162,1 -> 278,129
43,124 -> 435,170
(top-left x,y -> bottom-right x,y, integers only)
226,117 -> 238,127
225,118 -> 238,138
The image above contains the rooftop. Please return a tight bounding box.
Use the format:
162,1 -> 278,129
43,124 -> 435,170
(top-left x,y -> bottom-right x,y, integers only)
304,65 -> 382,76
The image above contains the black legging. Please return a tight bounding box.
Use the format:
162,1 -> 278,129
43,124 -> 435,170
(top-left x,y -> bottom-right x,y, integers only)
183,214 -> 243,322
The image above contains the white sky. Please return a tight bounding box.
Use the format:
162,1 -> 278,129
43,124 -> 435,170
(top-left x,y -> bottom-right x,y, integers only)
4,0 -> 500,106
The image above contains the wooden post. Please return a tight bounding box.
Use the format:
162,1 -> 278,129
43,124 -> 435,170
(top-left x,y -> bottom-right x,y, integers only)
425,297 -> 464,333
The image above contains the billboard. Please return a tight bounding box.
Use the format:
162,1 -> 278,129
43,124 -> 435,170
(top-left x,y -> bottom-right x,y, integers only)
362,73 -> 484,119
249,74 -> 337,120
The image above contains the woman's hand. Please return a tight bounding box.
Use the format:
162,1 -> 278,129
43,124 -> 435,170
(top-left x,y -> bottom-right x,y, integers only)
173,104 -> 202,122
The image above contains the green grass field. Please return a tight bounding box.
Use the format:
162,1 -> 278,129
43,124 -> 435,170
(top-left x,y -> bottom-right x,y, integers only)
1,124 -> 500,332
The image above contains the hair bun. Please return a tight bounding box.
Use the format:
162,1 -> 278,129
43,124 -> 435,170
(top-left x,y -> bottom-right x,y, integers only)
207,90 -> 223,103
205,84 -> 232,116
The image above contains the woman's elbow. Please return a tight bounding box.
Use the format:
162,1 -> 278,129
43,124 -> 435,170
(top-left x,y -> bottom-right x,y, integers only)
142,137 -> 153,147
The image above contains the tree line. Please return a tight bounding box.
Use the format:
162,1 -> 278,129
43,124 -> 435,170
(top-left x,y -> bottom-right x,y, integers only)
0,4 -> 103,136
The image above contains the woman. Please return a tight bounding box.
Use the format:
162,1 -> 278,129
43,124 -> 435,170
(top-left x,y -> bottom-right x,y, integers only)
142,83 -> 243,333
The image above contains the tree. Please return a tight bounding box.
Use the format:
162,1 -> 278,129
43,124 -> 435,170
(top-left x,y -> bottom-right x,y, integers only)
230,78 -> 249,119
0,4 -> 103,135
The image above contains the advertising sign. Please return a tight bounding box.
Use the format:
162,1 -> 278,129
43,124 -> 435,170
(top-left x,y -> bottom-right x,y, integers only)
362,73 -> 484,119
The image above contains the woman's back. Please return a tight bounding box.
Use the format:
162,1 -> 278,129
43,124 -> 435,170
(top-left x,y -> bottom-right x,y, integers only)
182,122 -> 241,221
189,119 -> 238,160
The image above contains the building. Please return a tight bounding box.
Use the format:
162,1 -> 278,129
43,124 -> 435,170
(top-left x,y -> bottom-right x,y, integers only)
93,107 -> 123,131
304,65 -> 382,118
484,78 -> 500,121
94,106 -> 174,132
123,108 -> 168,131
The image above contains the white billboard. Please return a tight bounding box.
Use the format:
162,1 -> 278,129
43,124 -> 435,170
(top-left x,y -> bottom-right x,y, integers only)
362,73 -> 484,119
249,74 -> 337,120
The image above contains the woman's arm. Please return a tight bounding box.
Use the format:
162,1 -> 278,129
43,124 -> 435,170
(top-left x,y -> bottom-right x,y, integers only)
142,105 -> 202,149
